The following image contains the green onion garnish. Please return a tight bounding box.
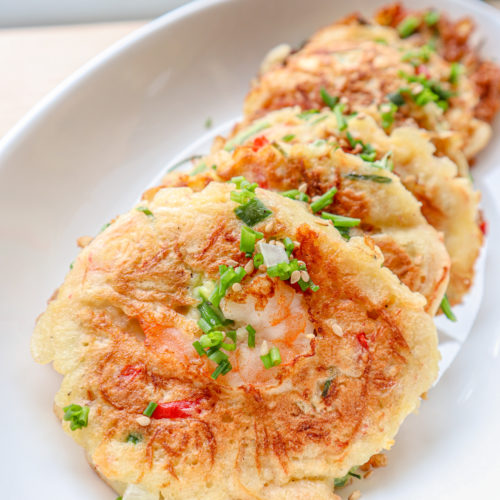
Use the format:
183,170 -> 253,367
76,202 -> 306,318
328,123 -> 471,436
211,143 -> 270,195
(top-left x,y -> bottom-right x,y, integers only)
440,294 -> 457,322
246,324 -> 256,347
336,226 -> 351,241
269,347 -> 282,366
281,189 -> 310,202
388,91 -> 405,106
372,151 -> 394,171
397,16 -> 420,38
209,266 -> 247,308
260,353 -> 272,369
136,206 -> 153,217
240,226 -> 264,253
205,117 -> 212,129
253,252 -> 264,268
192,341 -> 206,356
100,222 -> 111,233
271,141 -> 288,157
234,198 -> 272,226
424,10 -> 440,26
190,162 -> 207,176
310,186 -> 338,213
224,121 -> 271,151
126,432 -> 142,444
297,109 -> 320,120
320,87 -> 339,109
322,378 -> 332,398
334,103 -> 347,131
211,360 -> 232,379
321,213 -> 360,227
63,404 -> 89,431
283,237 -> 295,256
380,102 -> 398,130
282,134 -> 295,142
449,62 -> 462,84
143,402 -> 158,417
344,173 -> 392,184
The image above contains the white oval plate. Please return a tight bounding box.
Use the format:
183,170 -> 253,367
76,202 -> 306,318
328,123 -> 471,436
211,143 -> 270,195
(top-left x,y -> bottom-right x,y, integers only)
1,1 -> 499,499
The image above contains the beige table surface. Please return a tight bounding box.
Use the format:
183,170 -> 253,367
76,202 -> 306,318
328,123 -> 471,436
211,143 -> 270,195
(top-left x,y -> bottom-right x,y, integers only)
0,21 -> 147,140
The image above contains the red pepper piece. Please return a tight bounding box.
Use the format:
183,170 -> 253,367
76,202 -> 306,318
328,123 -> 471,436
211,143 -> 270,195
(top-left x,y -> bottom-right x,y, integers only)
416,64 -> 430,79
151,400 -> 198,419
251,135 -> 269,152
357,333 -> 369,350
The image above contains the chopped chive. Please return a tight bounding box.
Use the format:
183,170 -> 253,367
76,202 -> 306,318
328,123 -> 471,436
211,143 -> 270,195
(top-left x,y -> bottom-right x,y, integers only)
126,432 -> 142,444
336,226 -> 351,241
375,38 -> 388,45
199,330 -> 224,348
322,378 -> 332,398
69,261 -> 74,270
320,87 -> 339,109
281,189 -> 310,202
246,324 -> 256,347
310,186 -> 338,213
208,349 -> 229,364
344,173 -> 391,184
63,404 -> 89,431
424,10 -> 440,26
197,318 -> 212,333
204,117 -> 212,129
234,198 -> 272,226
297,109 -> 320,120
253,252 -> 264,268
380,102 -> 398,130
449,62 -> 462,84
283,237 -> 295,256
398,16 -> 420,38
100,222 -> 111,233
349,471 -> 362,479
211,361 -> 227,380
260,353 -> 273,369
269,347 -> 282,366
282,134 -> 295,142
440,294 -> 456,322
240,225 -> 264,253
271,141 -> 288,157
224,122 -> 271,151
321,213 -> 360,227
190,162 -> 207,175
311,115 -> 328,126
388,91 -> 405,106
136,206 -> 153,217
333,103 -> 347,131
193,341 -> 206,356
143,402 -> 158,417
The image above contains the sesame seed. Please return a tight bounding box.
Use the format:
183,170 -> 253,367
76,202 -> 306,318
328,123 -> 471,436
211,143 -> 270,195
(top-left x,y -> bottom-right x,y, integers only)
275,241 -> 285,248
136,416 -> 151,426
298,183 -> 308,193
244,260 -> 254,274
265,221 -> 274,233
306,333 -> 315,339
259,264 -> 267,272
232,283 -> 242,292
328,321 -> 343,337
300,270 -> 310,282
311,195 -> 321,202
412,84 -> 424,95
349,491 -> 361,500
297,260 -> 305,267
290,270 -> 301,284
226,259 -> 239,267
316,219 -> 330,226
260,340 -> 269,355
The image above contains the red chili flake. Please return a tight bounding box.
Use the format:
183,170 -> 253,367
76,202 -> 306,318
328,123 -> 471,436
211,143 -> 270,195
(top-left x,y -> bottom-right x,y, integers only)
251,135 -> 269,152
357,333 -> 369,350
120,365 -> 142,381
479,219 -> 487,236
416,64 -> 431,79
151,400 -> 199,419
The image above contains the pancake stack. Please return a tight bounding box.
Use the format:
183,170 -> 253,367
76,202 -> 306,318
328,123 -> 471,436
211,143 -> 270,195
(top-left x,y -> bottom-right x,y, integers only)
32,4 -> 497,500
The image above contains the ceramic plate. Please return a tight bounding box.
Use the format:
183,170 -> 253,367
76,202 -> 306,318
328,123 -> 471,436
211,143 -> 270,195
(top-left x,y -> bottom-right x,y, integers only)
1,0 -> 499,498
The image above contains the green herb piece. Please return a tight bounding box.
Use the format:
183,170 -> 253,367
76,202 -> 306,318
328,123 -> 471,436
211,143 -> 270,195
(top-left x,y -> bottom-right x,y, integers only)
346,132 -> 377,161
297,109 -> 320,120
240,226 -> 264,253
334,103 -> 347,131
310,186 -> 338,213
401,45 -> 432,66
63,404 -> 89,431
449,62 -> 462,84
269,347 -> 282,366
246,324 -> 256,347
440,294 -> 457,322
199,330 -> 225,349
136,206 -> 153,217
282,134 -> 295,142
372,151 -> 394,171
204,117 -> 212,129
126,432 -> 142,444
336,226 -> 351,241
69,261 -> 74,270
397,16 -> 420,38
271,141 -> 288,157
322,378 -> 332,398
260,353 -> 272,369
311,115 -> 329,126
222,330 -> 237,351
281,189 -> 310,202
143,402 -> 158,417
375,38 -> 388,45
190,162 -> 207,176
424,10 -> 440,26
380,102 -> 398,129
334,467 -> 360,488
211,359 -> 232,379
224,121 -> 270,151
192,341 -> 206,356
231,176 -> 257,191
253,252 -> 264,268
208,349 -> 229,364
344,173 -> 392,183
234,198 -> 272,226
209,266 -> 247,308
320,87 -> 339,109
321,213 -> 360,227
388,91 -> 405,106
283,237 -> 295,256
100,222 -> 111,233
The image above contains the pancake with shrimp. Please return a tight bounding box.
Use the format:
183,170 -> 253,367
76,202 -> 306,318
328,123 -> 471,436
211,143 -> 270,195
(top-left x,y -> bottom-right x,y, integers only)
244,19 -> 490,168
32,182 -> 439,500
218,107 -> 481,306
156,129 -> 450,315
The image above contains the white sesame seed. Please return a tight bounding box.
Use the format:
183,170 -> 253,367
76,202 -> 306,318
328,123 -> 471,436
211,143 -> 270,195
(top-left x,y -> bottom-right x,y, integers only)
226,259 -> 238,267
244,260 -> 254,274
297,260 -> 306,267
232,283 -> 242,292
311,195 -> 321,202
259,264 -> 267,272
275,240 -> 285,248
300,270 -> 310,282
331,323 -> 343,337
316,219 -> 329,226
265,221 -> 274,233
298,183 -> 308,193
290,270 -> 301,284
136,415 -> 151,426
260,340 -> 269,355
412,83 -> 424,95
306,333 -> 315,339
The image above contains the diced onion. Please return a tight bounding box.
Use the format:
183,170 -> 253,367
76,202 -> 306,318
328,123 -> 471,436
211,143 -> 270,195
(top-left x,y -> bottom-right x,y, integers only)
257,241 -> 289,267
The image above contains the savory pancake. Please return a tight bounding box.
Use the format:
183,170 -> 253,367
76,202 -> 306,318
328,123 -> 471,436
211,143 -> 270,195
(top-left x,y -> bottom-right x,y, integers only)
219,107 -> 481,306
32,182 -> 439,500
157,129 -> 450,314
244,20 -> 491,169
